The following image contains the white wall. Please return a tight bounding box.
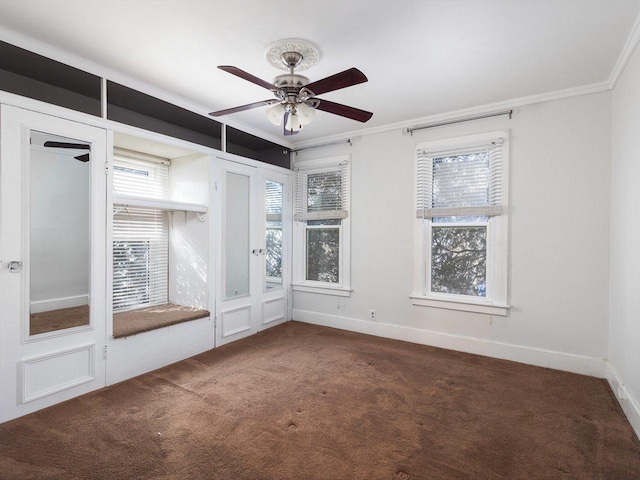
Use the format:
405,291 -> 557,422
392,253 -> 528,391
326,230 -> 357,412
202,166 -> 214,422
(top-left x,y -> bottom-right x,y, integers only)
294,92 -> 612,376
169,155 -> 210,310
610,43 -> 640,435
169,211 -> 209,310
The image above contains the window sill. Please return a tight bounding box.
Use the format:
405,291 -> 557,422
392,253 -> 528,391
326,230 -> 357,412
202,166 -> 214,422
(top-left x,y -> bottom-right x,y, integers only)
410,295 -> 509,316
113,303 -> 210,338
292,283 -> 352,297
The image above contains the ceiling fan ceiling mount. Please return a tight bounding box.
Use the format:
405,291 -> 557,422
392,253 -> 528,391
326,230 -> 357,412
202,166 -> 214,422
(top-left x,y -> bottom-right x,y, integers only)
265,38 -> 319,72
281,51 -> 303,70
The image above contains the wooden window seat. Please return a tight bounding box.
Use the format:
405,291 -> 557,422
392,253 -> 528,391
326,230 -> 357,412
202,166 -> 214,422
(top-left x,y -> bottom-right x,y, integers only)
113,303 -> 209,338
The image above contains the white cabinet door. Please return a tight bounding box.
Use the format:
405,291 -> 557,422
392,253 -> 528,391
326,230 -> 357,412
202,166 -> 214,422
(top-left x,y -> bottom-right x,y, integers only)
215,158 -> 291,346
0,105 -> 107,422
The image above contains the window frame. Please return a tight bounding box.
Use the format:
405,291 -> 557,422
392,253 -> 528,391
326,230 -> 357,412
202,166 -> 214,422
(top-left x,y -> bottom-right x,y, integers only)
292,155 -> 352,297
411,131 -> 510,316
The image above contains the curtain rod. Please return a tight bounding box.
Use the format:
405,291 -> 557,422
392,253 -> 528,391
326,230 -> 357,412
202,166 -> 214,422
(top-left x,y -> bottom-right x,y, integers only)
404,109 -> 513,135
291,138 -> 352,154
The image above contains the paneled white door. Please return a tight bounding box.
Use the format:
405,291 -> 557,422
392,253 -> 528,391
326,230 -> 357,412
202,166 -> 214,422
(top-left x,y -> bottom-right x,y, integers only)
215,158 -> 291,346
0,105 -> 107,422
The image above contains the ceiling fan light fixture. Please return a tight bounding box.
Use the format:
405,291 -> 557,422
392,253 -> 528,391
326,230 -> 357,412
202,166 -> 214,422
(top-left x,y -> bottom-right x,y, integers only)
285,111 -> 303,132
266,103 -> 286,125
297,102 -> 316,125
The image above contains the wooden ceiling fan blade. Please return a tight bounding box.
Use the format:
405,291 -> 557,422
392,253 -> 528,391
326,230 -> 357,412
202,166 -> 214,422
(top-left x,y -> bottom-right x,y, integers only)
315,99 -> 373,122
218,66 -> 275,91
304,68 -> 368,95
209,99 -> 278,117
43,141 -> 90,150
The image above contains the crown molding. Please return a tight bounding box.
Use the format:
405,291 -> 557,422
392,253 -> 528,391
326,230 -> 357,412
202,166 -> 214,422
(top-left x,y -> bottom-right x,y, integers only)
290,80 -> 611,150
608,13 -> 640,89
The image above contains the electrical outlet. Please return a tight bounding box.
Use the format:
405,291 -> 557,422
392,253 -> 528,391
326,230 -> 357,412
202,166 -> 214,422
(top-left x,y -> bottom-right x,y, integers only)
617,385 -> 626,400
369,309 -> 376,321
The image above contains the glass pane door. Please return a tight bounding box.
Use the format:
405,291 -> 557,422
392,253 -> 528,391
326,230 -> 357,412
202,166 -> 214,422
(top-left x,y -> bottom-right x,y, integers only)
265,180 -> 283,291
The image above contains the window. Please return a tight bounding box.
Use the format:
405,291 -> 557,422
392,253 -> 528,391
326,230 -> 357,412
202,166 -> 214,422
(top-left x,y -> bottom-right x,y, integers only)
412,131 -> 509,315
112,155 -> 170,312
113,155 -> 169,199
293,156 -> 351,296
112,207 -> 168,312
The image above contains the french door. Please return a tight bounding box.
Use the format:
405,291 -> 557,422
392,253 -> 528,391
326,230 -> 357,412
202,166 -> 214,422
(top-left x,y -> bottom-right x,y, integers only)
0,105 -> 107,422
215,158 -> 291,346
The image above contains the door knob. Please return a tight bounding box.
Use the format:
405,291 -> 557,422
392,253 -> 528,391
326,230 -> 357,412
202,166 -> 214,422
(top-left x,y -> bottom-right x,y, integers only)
8,261 -> 22,272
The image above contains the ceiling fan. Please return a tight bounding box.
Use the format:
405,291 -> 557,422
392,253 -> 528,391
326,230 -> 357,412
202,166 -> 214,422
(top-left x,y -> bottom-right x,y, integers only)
43,141 -> 90,162
209,39 -> 373,136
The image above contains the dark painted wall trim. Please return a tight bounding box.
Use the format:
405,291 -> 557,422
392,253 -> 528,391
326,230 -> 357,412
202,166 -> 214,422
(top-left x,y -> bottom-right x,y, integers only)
107,81 -> 222,151
226,126 -> 290,169
0,40 -> 292,169
0,40 -> 101,116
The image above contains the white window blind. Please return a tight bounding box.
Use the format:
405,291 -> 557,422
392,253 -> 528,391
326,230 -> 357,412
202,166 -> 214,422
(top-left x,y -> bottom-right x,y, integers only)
416,138 -> 505,219
113,156 -> 170,200
266,180 -> 283,222
112,207 -> 169,312
294,162 -> 349,221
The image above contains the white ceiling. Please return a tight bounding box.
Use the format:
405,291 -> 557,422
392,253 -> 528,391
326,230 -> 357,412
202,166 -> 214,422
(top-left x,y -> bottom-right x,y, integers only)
0,0 -> 638,146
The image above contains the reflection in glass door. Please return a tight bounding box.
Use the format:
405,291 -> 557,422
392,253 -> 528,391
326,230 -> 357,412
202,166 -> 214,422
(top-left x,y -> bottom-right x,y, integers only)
265,181 -> 283,291
29,132 -> 91,336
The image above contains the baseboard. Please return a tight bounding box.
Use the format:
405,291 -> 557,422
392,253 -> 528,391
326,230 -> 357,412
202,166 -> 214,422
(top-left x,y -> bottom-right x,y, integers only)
606,363 -> 640,441
293,309 -> 608,378
30,294 -> 89,314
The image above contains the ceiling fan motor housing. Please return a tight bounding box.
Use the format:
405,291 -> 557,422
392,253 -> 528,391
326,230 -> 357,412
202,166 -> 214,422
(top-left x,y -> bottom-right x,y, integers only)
272,74 -> 315,111
273,74 -> 309,89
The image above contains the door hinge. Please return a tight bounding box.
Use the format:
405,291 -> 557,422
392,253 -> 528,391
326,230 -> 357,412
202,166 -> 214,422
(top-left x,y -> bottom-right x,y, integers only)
103,345 -> 108,359
105,161 -> 110,175
215,181 -> 219,191
214,316 -> 217,329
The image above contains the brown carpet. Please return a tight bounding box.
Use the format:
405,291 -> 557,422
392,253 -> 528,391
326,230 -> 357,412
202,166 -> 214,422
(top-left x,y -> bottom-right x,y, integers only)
0,321 -> 639,480
29,305 -> 89,335
112,303 -> 210,338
